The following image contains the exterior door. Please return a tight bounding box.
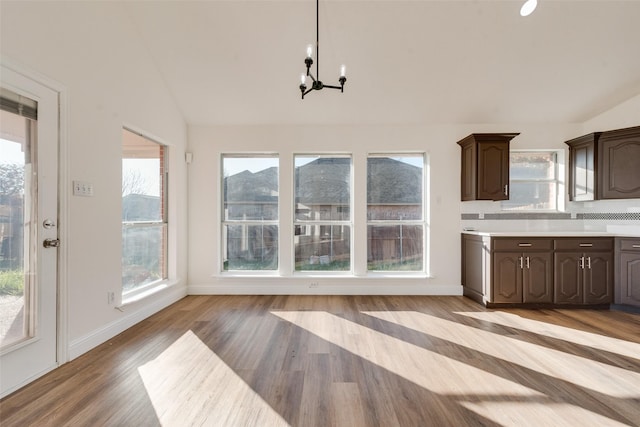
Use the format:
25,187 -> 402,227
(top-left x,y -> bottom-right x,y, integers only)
0,65 -> 59,398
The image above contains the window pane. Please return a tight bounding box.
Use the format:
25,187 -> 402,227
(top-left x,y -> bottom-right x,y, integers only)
503,181 -> 557,211
223,157 -> 278,221
1,112 -> 33,349
295,225 -> 350,271
223,224 -> 278,271
295,156 -> 350,221
368,225 -> 423,271
122,129 -> 167,294
368,156 -> 423,220
122,224 -> 167,292
510,152 -> 556,180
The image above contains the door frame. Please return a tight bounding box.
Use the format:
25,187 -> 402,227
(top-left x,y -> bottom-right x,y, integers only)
1,58 -> 69,394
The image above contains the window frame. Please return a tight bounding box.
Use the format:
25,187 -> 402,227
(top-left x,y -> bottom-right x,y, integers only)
121,128 -> 169,300
366,153 -> 427,274
502,149 -> 562,212
293,154 -> 353,275
220,154 -> 280,274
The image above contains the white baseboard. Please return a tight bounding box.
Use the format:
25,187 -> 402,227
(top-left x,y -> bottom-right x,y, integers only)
68,285 -> 187,360
188,280 -> 462,296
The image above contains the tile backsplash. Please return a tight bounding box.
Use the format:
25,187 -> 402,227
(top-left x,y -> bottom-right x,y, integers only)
461,199 -> 640,232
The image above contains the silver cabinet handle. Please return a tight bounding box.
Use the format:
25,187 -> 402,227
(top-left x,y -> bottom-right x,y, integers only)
518,243 -> 532,247
519,256 -> 523,269
633,244 -> 640,248
504,185 -> 508,196
579,256 -> 585,269
587,256 -> 591,269
526,256 -> 530,269
579,243 -> 593,247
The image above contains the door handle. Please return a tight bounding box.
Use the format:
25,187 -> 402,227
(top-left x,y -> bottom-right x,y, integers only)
43,238 -> 60,248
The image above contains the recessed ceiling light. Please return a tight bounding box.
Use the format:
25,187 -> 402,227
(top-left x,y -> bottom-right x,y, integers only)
520,0 -> 538,17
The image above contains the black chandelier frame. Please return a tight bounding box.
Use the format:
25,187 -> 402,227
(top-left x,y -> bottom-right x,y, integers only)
299,0 -> 346,99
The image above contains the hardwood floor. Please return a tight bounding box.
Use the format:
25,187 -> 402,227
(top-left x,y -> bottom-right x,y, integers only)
1,295 -> 639,426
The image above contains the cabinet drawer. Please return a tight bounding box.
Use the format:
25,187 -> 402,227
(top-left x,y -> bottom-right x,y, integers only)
554,238 -> 613,251
493,238 -> 553,251
619,238 -> 640,252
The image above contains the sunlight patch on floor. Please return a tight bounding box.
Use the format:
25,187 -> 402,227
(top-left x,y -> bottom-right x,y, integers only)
364,311 -> 640,399
456,310 -> 640,361
138,330 -> 290,427
271,310 -> 542,397
459,401 -> 630,427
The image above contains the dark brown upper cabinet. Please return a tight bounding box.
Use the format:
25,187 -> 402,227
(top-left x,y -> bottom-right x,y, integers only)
457,133 -> 519,201
565,125 -> 640,201
565,132 -> 600,201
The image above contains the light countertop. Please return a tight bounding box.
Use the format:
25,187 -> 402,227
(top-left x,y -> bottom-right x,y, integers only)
462,229 -> 640,238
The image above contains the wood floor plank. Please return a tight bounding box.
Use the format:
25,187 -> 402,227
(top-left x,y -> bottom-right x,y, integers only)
1,295 -> 639,426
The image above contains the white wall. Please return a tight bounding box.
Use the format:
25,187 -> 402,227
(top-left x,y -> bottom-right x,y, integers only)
1,1 -> 188,359
187,123 -> 587,295
582,93 -> 640,133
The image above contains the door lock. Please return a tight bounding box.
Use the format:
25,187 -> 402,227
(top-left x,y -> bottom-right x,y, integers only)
43,238 -> 60,248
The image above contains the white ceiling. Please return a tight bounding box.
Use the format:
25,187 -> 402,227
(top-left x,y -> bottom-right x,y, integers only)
122,0 -> 640,126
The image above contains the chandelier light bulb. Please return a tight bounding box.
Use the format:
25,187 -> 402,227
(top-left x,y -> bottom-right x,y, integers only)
340,65 -> 346,77
306,44 -> 313,58
520,0 -> 537,16
301,73 -> 306,85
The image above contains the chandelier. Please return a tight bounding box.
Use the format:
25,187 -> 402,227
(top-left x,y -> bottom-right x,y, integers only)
299,0 -> 347,99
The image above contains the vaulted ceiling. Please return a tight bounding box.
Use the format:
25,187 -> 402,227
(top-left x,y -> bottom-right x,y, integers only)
122,0 -> 640,126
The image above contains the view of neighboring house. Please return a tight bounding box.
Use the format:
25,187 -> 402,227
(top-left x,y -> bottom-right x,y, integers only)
223,157 -> 424,271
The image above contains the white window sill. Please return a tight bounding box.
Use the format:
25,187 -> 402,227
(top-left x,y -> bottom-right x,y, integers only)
214,273 -> 432,280
118,279 -> 179,309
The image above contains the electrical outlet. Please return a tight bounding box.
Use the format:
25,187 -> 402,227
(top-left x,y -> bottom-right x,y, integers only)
309,282 -> 319,288
107,291 -> 115,305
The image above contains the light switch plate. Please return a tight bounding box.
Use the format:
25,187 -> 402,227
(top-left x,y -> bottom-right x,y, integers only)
73,180 -> 94,197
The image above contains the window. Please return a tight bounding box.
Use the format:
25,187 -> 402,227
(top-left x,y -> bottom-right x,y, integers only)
222,156 -> 278,271
121,129 -> 167,295
367,155 -> 425,271
294,155 -> 351,272
503,151 -> 559,211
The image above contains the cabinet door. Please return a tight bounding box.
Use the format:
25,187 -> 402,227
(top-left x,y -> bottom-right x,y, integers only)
554,252 -> 582,304
583,252 -> 613,304
619,252 -> 640,307
599,127 -> 640,199
477,142 -> 509,201
523,252 -> 553,303
462,235 -> 485,297
493,252 -> 522,303
568,141 -> 595,201
460,141 -> 477,201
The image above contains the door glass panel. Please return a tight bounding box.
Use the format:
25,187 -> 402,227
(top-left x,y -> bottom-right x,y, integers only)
0,109 -> 34,350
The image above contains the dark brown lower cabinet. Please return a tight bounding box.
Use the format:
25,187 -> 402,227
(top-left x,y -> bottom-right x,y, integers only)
616,238 -> 640,308
461,233 -> 613,307
493,252 -> 552,303
554,251 -> 613,304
